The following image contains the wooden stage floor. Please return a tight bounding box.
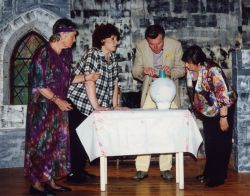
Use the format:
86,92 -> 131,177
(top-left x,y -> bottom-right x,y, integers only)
1,157 -> 250,196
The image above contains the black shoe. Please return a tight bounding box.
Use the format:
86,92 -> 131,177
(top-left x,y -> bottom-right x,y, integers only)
67,173 -> 99,184
132,171 -> 148,181
80,171 -> 98,179
196,174 -> 206,183
67,173 -> 85,183
30,185 -> 56,196
45,183 -> 72,192
160,170 -> 174,181
205,179 -> 224,187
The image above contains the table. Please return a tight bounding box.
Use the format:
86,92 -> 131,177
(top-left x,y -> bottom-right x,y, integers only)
76,109 -> 203,191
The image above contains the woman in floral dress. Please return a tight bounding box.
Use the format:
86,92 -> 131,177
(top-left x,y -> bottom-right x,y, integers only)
24,18 -> 99,195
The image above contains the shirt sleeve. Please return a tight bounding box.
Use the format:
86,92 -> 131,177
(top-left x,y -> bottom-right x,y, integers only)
209,67 -> 231,107
83,49 -> 98,73
71,54 -> 86,76
31,49 -> 51,89
132,43 -> 145,82
114,62 -> 119,82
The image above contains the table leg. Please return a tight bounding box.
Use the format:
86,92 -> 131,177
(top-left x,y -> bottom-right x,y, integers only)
176,152 -> 179,184
178,152 -> 184,189
100,156 -> 107,191
104,156 -> 108,185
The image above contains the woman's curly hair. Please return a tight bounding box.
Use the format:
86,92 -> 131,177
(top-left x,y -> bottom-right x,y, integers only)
92,23 -> 120,49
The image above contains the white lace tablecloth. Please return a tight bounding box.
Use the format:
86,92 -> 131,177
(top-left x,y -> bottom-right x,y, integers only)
77,109 -> 202,161
76,109 -> 203,191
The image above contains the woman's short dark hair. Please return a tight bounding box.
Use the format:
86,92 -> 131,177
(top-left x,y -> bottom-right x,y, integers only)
182,45 -> 207,65
92,23 -> 120,49
145,24 -> 165,39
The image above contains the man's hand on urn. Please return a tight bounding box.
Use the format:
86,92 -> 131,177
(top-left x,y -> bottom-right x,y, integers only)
143,67 -> 158,77
162,65 -> 171,77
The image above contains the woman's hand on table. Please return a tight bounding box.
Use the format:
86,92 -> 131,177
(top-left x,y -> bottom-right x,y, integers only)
94,106 -> 110,111
113,106 -> 130,110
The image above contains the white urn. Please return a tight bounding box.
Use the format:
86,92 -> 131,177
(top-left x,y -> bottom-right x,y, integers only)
150,75 -> 176,109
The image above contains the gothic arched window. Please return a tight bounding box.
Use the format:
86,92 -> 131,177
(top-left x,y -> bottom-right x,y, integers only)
10,31 -> 46,105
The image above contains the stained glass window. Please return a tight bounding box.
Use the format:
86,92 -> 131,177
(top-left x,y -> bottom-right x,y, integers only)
10,32 -> 46,104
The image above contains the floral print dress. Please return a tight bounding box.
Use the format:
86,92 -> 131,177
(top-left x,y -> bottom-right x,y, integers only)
24,43 -> 72,184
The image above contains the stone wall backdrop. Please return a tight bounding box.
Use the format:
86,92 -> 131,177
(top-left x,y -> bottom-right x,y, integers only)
242,1 -> 250,48
70,0 -> 242,109
233,1 -> 250,172
0,0 -> 249,168
232,49 -> 250,172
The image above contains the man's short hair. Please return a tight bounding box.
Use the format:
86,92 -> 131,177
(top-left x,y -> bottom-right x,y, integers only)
145,24 -> 165,39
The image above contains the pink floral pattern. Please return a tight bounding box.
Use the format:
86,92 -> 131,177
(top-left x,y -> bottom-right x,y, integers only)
193,65 -> 234,117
